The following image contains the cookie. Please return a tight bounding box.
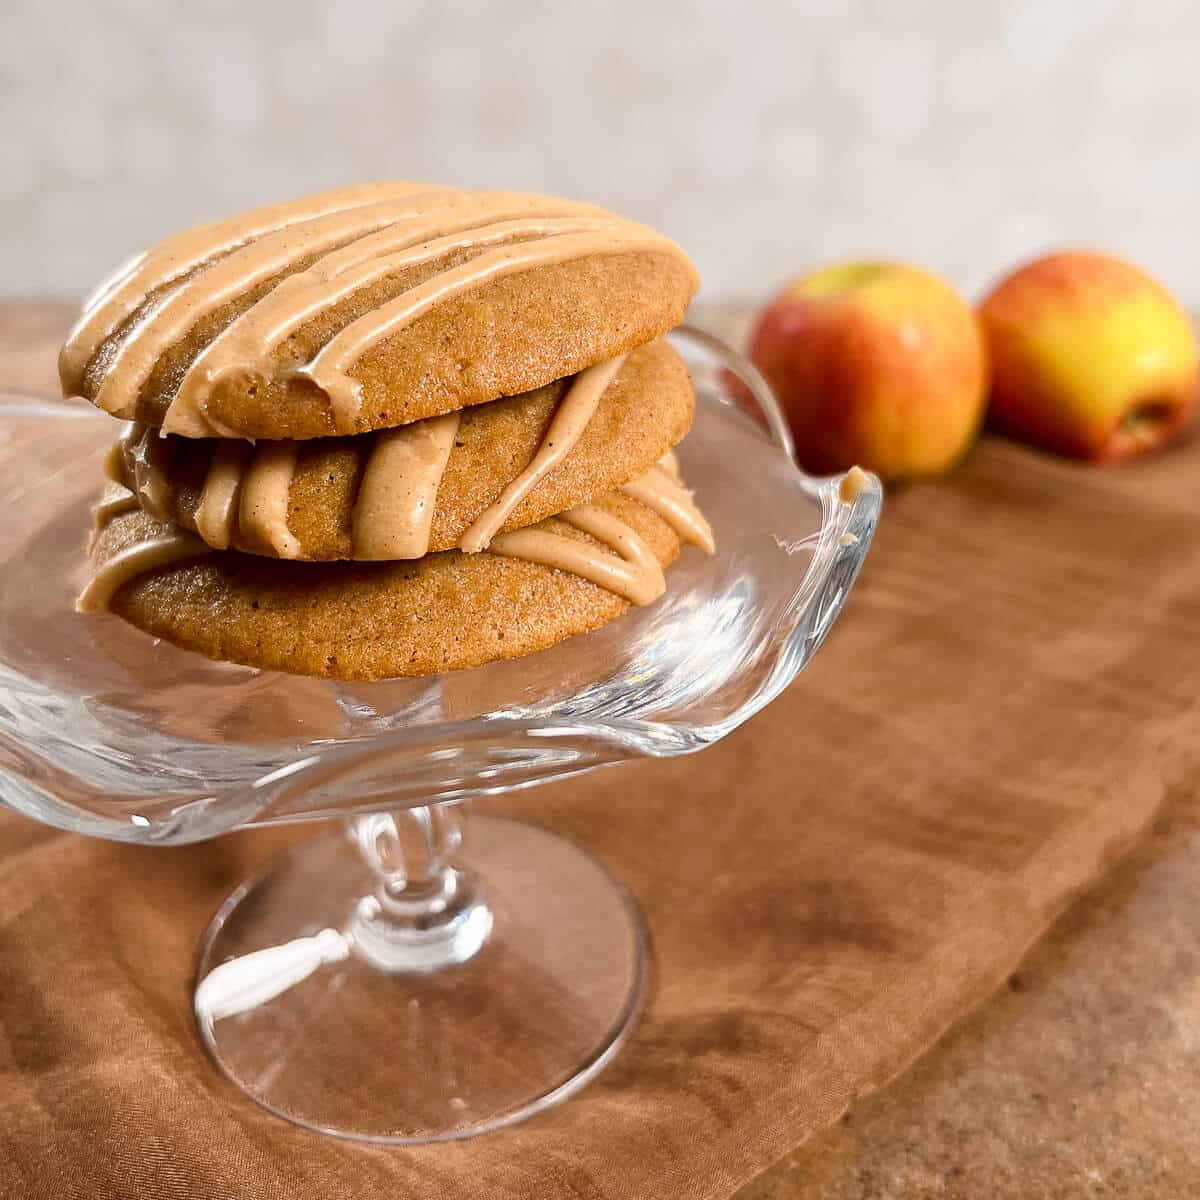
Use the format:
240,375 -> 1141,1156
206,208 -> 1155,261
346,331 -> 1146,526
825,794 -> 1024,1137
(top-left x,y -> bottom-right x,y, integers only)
61,183 -> 699,440
112,338 -> 693,560
82,477 -> 713,679
70,180 -> 713,680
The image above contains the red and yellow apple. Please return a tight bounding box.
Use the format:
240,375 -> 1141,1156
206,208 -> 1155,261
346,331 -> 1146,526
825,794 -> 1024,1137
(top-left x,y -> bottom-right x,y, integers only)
748,262 -> 987,480
979,252 -> 1198,462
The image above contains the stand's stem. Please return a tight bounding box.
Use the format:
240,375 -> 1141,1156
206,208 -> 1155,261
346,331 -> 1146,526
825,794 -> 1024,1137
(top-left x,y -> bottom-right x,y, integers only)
347,804 -> 493,972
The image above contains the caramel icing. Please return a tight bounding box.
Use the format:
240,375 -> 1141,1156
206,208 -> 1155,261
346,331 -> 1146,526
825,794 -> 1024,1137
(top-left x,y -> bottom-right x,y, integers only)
88,481 -> 140,552
194,439 -> 253,550
489,502 -> 668,607
239,442 -> 302,559
460,355 -> 626,553
94,204 -> 422,420
62,183 -> 695,440
76,525 -> 211,613
123,424 -> 175,521
114,350 -> 640,561
353,412 -> 461,560
167,210 -> 613,437
619,463 -> 715,554
83,479 -> 210,611
303,231 -> 684,428
81,456 -> 711,615
59,182 -> 441,396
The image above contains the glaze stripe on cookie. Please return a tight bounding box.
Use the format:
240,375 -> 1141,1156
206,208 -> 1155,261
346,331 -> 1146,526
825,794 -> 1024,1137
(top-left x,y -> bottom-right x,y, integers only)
239,442 -> 303,559
489,503 -> 666,606
353,412 -> 461,560
459,354 -> 626,553
77,521 -> 212,614
619,463 -> 715,554
102,440 -> 126,483
59,181 -> 444,395
194,441 -> 253,550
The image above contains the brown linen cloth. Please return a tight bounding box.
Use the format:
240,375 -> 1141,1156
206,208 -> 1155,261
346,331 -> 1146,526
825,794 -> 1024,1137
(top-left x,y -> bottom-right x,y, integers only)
4,311 -> 1200,1198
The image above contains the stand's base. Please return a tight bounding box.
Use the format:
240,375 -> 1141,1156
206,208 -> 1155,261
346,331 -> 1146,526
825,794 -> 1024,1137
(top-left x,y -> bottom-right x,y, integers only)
195,815 -> 647,1142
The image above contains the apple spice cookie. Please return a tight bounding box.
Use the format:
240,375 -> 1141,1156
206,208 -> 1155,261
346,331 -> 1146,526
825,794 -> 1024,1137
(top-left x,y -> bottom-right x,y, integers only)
108,338 -> 694,561
78,472 -> 715,680
61,183 -> 700,440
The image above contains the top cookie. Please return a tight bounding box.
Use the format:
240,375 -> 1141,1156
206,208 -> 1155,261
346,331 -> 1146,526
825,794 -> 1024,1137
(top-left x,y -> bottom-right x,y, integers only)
60,182 -> 700,440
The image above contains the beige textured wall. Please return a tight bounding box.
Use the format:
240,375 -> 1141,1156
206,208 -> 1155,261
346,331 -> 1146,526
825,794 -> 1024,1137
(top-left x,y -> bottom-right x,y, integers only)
4,0 -> 1198,306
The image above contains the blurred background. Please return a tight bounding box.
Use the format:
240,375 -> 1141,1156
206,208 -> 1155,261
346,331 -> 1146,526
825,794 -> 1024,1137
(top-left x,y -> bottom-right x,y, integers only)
3,0 -> 1197,307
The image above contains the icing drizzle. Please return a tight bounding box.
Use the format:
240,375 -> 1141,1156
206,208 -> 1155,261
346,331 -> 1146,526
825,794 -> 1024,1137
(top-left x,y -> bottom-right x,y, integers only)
81,454 -> 713,615
87,481 -> 139,552
77,516 -> 212,614
194,440 -> 253,550
111,352 -> 640,562
619,462 -> 714,555
82,346 -> 714,618
353,412 -> 461,560
169,213 -> 617,438
488,504 -> 666,606
459,355 -> 626,553
60,182 -> 440,395
122,423 -> 175,521
239,442 -> 302,559
299,236 -> 668,431
60,183 -> 697,438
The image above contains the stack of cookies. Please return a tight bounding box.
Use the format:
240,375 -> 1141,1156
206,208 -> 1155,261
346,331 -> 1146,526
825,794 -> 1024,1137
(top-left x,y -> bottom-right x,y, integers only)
65,182 -> 714,680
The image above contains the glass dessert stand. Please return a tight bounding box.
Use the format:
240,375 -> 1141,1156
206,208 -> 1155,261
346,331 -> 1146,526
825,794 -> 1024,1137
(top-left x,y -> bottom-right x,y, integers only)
0,329 -> 881,1142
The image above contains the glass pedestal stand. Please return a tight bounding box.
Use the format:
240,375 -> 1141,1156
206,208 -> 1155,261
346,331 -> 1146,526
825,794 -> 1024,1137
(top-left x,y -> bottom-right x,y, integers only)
0,328 -> 881,1142
195,808 -> 645,1140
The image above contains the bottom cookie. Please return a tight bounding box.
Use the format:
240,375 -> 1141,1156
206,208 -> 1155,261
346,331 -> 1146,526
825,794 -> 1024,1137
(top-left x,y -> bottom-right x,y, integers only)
84,486 -> 707,679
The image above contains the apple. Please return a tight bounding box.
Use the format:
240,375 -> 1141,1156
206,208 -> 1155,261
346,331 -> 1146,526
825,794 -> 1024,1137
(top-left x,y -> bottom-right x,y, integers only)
748,262 -> 987,480
979,251 -> 1199,462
